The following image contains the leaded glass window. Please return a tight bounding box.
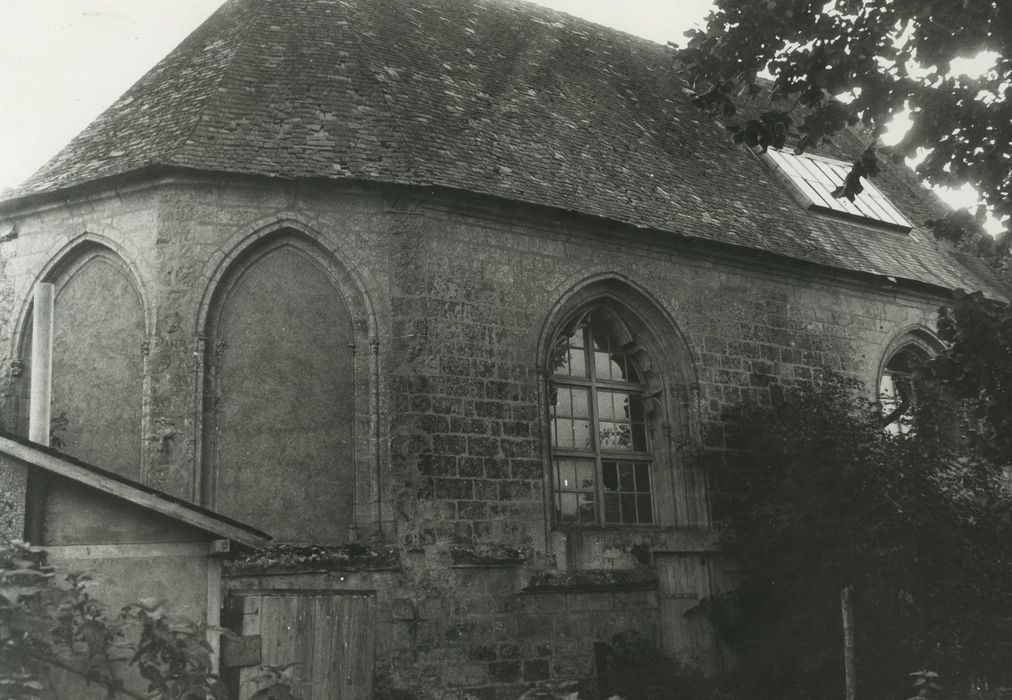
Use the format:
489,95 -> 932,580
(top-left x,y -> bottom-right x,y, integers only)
549,310 -> 654,525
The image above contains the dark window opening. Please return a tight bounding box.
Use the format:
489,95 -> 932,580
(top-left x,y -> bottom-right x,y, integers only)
880,346 -> 927,435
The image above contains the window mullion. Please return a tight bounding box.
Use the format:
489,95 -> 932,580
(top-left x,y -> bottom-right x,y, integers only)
584,325 -> 606,525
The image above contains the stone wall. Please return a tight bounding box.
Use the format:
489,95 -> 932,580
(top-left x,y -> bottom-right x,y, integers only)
0,174 -> 947,697
225,554 -> 658,700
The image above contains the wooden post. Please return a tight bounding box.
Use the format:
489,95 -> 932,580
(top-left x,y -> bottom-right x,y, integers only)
842,585 -> 856,700
206,550 -> 223,674
28,283 -> 55,445
25,283 -> 55,543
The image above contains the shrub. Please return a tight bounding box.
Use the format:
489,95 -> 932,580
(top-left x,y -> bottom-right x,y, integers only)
0,539 -> 292,699
705,374 -> 1012,700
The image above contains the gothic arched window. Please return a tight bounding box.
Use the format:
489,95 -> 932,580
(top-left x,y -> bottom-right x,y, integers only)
548,308 -> 656,525
879,348 -> 922,435
878,329 -> 942,436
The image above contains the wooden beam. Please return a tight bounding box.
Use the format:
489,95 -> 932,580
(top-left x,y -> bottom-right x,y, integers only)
0,436 -> 270,548
207,552 -> 223,674
842,585 -> 856,700
44,542 -> 209,559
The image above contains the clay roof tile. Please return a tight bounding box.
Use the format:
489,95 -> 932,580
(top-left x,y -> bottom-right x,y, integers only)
2,0 -> 1003,296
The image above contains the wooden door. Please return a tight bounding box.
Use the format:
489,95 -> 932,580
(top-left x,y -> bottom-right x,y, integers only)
656,553 -> 717,673
229,591 -> 375,699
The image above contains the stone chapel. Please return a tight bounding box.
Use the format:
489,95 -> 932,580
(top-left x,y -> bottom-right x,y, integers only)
0,0 -> 1003,697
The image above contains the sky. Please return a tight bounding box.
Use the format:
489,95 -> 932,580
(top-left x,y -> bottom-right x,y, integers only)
0,0 -> 989,221
0,0 -> 696,193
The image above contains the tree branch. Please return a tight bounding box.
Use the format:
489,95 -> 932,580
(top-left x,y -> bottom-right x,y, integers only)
880,396 -> 911,429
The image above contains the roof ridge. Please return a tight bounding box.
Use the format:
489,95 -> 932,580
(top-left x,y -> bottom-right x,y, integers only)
0,0 -> 1002,299
163,0 -> 261,168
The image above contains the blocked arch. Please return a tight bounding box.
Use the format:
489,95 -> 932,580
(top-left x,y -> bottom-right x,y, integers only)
537,275 -> 704,532
12,238 -> 148,478
197,224 -> 376,544
194,218 -> 376,339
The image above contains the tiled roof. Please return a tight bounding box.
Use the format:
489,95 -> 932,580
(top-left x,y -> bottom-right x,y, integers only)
3,0 -> 1004,296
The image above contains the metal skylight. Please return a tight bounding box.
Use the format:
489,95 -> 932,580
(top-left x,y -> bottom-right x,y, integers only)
764,149 -> 913,232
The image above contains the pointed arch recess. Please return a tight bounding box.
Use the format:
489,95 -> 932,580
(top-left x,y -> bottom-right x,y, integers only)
537,275 -> 705,536
13,238 -> 148,479
876,324 -> 944,435
537,273 -> 699,391
11,233 -> 152,356
198,224 -> 375,544
876,324 -> 944,383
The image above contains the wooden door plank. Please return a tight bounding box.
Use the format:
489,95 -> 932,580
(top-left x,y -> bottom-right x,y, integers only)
311,595 -> 333,700
359,596 -> 376,698
236,595 -> 263,700
290,595 -> 310,699
656,554 -> 717,672
230,591 -> 376,700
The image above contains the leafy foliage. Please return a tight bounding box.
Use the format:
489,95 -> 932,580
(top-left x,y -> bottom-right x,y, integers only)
0,538 -> 293,699
597,631 -> 728,700
909,670 -> 944,700
243,663 -> 301,700
123,600 -> 229,699
923,290 -> 1012,467
676,0 -> 1011,247
706,375 -> 1012,700
0,541 -> 143,699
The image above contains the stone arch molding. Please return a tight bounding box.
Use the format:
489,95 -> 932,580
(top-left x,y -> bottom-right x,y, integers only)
196,220 -> 379,544
872,323 -> 946,439
12,233 -> 152,356
536,272 -> 700,392
194,216 -> 377,340
877,324 -> 945,374
536,273 -> 707,532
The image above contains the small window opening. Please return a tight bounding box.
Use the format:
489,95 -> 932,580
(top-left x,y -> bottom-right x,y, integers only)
764,149 -> 913,232
880,346 -> 927,435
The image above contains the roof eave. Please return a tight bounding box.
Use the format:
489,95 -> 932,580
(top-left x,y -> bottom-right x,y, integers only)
0,433 -> 271,549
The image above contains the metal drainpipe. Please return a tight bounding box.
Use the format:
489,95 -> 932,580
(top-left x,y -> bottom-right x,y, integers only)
28,284 -> 54,445
25,283 -> 55,542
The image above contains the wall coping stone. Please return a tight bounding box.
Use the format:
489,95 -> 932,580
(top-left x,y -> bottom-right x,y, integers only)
223,543 -> 400,576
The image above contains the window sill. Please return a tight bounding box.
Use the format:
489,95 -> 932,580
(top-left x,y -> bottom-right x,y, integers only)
552,523 -> 660,531
551,525 -> 720,555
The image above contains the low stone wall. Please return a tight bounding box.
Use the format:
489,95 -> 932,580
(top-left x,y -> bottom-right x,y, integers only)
224,545 -> 659,699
